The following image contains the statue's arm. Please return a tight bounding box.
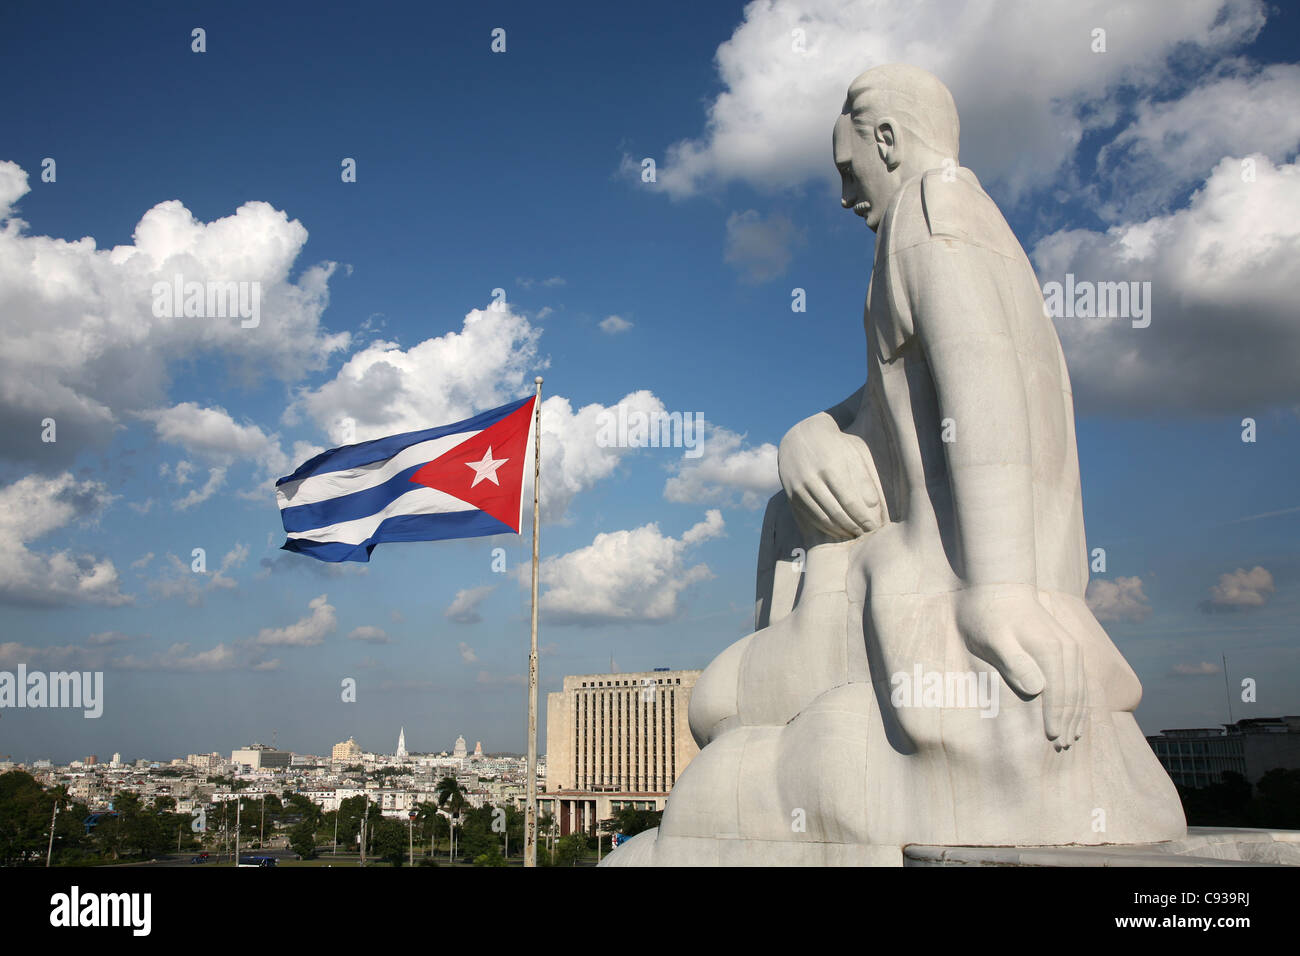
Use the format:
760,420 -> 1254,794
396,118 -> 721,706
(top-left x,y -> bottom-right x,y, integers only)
777,383 -> 881,541
909,239 -> 1085,748
755,386 -> 872,623
909,242 -> 1037,587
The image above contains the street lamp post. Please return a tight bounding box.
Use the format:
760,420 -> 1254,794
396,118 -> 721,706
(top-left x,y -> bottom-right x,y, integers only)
359,790 -> 368,867
46,803 -> 58,867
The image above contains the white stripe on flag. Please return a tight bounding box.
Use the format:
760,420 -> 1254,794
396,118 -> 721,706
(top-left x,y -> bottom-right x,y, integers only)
275,431 -> 481,511
286,485 -> 475,545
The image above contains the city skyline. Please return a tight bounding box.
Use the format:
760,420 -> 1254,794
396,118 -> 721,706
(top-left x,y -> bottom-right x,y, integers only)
4,729 -> 527,768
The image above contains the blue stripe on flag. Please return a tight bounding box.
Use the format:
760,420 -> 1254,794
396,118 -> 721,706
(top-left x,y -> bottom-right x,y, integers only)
275,395 -> 533,486
282,510 -> 514,563
279,463 -> 427,534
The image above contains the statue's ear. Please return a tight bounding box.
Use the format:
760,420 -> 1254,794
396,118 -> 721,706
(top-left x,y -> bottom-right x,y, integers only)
874,117 -> 901,171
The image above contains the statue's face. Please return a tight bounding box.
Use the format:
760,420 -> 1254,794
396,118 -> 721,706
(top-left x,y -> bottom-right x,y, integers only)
833,112 -> 894,232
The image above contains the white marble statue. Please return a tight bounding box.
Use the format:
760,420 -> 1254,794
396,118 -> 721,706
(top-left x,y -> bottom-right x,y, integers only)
605,64 -> 1186,866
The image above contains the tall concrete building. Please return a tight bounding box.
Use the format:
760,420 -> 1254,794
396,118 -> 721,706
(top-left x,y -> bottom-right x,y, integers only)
542,668 -> 701,835
396,727 -> 407,758
231,744 -> 292,770
331,737 -> 363,764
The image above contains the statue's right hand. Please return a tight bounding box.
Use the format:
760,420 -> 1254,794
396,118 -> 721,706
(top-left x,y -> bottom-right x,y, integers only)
778,413 -> 882,540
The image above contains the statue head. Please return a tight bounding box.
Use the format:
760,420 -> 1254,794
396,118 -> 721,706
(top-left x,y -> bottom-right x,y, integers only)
833,64 -> 960,231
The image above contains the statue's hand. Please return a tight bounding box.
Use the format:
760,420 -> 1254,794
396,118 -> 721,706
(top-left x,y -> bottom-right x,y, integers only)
955,584 -> 1087,750
777,413 -> 882,541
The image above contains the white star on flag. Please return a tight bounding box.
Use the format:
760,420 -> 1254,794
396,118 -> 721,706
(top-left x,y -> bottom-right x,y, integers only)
465,447 -> 508,488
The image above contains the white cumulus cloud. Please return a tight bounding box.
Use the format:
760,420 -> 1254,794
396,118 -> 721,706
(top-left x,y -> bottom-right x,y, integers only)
0,162 -> 349,468
446,585 -> 497,625
1171,661 -> 1222,677
599,314 -> 633,334
1085,575 -> 1151,623
1033,156 -> 1300,414
1201,565 -> 1274,613
664,423 -> 778,509
538,510 -> 725,625
636,0 -> 1266,203
252,593 -> 336,646
0,472 -> 128,607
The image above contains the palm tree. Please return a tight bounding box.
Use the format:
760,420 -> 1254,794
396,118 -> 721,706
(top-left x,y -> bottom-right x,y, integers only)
413,801 -> 441,855
435,776 -> 466,815
435,778 -> 467,862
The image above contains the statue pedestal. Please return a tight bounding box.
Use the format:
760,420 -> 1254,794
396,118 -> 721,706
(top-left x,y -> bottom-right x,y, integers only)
903,827 -> 1300,866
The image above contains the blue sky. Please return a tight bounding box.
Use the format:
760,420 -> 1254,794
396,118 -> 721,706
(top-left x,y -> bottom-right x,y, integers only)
1,0 -> 1297,763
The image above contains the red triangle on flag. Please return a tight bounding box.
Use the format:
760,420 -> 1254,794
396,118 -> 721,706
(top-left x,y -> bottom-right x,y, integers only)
408,396 -> 535,533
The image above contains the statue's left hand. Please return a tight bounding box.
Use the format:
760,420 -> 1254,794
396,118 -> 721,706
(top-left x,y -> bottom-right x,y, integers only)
955,584 -> 1087,750
777,413 -> 882,541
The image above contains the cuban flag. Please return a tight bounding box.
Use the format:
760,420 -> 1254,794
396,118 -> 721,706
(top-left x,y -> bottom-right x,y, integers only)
276,396 -> 536,563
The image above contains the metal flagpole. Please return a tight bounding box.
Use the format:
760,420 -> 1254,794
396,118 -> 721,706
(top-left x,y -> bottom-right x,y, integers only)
525,376 -> 542,867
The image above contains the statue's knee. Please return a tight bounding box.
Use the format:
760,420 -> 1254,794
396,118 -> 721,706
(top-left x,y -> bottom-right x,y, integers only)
688,633 -> 754,745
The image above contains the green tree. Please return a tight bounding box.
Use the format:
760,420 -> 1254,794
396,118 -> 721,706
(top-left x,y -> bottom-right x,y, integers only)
503,804 -> 524,857
92,813 -> 126,861
289,819 -> 317,859
110,790 -> 168,858
333,795 -> 367,849
608,807 -> 662,838
0,771 -> 54,864
413,800 -> 443,852
458,805 -> 499,861
234,797 -> 261,843
550,832 -> 586,867
1250,767 -> 1300,829
113,790 -> 143,815
1177,771 -> 1252,827
285,793 -> 322,828
53,799 -> 92,863
372,817 -> 408,865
